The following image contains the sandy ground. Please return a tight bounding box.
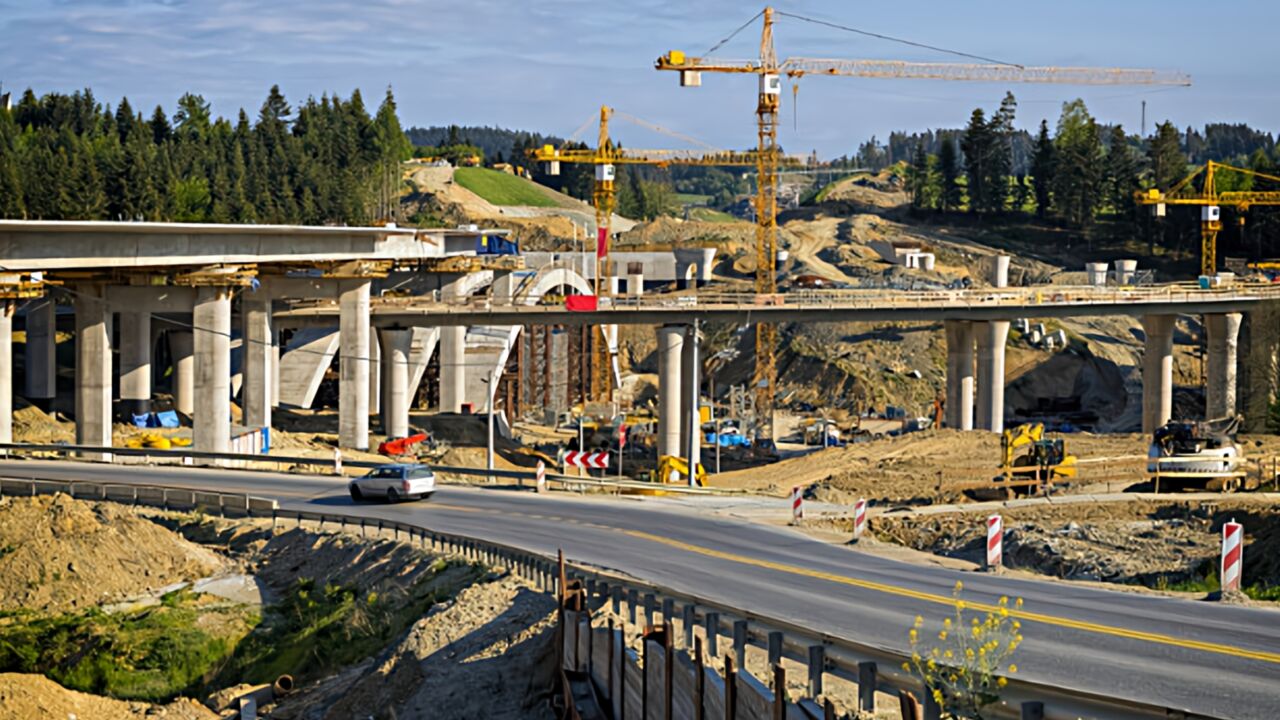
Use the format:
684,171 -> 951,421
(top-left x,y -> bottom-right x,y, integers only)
0,494 -> 225,613
0,674 -> 217,720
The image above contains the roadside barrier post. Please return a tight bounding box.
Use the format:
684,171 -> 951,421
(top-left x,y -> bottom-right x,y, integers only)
683,603 -> 696,649
790,486 -> 804,524
333,447 -> 342,476
852,498 -> 868,541
986,514 -> 1003,571
1221,519 -> 1244,594
808,645 -> 825,697
705,612 -> 720,658
767,631 -> 783,668
857,661 -> 877,713
733,619 -> 748,669
536,460 -> 546,493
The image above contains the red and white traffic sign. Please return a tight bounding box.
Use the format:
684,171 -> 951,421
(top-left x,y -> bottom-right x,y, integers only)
852,498 -> 868,540
790,486 -> 805,523
535,460 -> 547,494
563,450 -> 609,469
986,514 -> 1003,571
1221,519 -> 1243,593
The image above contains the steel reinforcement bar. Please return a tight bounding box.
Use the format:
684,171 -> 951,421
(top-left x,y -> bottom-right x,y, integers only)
0,474 -> 1224,720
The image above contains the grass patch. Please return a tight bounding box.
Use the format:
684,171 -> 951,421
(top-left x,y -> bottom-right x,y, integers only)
217,559 -> 481,687
0,590 -> 257,702
689,207 -> 743,223
454,167 -> 558,207
675,193 -> 712,206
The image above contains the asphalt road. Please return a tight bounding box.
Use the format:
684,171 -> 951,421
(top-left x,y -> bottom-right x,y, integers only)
5,460 -> 1278,719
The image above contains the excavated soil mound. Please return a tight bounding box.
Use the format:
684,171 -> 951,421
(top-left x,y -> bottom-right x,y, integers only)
267,574 -> 557,720
0,673 -> 217,720
0,494 -> 224,613
873,500 -> 1280,589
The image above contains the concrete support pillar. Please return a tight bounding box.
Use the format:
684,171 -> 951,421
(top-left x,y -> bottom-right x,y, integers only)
193,287 -> 231,454
270,340 -> 280,408
368,331 -> 381,417
1205,313 -> 1242,420
74,285 -> 112,449
1141,314 -> 1176,434
989,255 -> 1011,288
169,331 -> 194,417
656,325 -> 685,460
119,312 -> 151,416
976,320 -> 1010,432
437,275 -> 466,414
680,324 -> 701,472
241,296 -> 272,429
0,302 -> 13,444
379,328 -> 414,439
944,320 -> 975,430
24,297 -> 56,406
338,280 -> 371,450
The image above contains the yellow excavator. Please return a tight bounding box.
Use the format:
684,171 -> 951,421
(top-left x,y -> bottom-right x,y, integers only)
656,455 -> 707,487
996,423 -> 1077,494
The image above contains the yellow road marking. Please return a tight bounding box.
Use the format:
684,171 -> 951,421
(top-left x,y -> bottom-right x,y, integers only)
619,529 -> 1280,666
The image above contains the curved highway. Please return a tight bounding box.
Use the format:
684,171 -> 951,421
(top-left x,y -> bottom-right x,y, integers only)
6,459 -> 1278,719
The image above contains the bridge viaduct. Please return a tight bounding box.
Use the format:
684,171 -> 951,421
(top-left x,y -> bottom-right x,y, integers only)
0,220 -> 1271,463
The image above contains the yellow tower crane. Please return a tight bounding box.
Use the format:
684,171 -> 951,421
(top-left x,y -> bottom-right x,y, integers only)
1136,161 -> 1280,277
529,105 -> 803,401
656,6 -> 1190,442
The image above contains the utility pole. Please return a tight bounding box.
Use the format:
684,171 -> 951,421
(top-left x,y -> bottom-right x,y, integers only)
1141,100 -> 1147,137
687,319 -> 700,487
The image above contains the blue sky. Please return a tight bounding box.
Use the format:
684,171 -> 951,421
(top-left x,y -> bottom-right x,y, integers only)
2,1 -> 1274,158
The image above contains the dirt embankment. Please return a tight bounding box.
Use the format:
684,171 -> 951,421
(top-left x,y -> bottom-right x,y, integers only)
0,674 -> 216,720
0,494 -> 224,613
871,500 -> 1280,593
710,430 -> 1152,502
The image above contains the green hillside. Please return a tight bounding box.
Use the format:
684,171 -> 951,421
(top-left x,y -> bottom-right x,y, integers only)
454,167 -> 559,207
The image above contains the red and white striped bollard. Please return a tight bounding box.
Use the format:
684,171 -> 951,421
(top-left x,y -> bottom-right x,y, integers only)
986,514 -> 1003,571
535,460 -> 546,494
790,486 -> 804,524
852,498 -> 868,541
1221,519 -> 1243,594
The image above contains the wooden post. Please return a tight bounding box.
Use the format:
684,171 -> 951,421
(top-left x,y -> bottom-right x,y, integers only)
725,654 -> 737,720
694,637 -> 705,720
898,690 -> 923,720
772,665 -> 786,720
664,622 -> 674,720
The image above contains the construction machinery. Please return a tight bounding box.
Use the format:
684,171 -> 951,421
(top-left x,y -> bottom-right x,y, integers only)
1147,416 -> 1246,492
529,105 -> 803,402
656,454 -> 707,486
996,423 -> 1078,492
1136,161 -> 1280,276
656,6 -> 1191,444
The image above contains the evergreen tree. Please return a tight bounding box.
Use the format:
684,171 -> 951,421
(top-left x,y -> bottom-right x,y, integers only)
938,138 -> 962,211
1030,120 -> 1055,218
1103,125 -> 1137,215
1051,99 -> 1103,228
0,109 -> 25,218
148,105 -> 171,144
1149,121 -> 1186,192
960,108 -> 991,213
907,141 -> 930,210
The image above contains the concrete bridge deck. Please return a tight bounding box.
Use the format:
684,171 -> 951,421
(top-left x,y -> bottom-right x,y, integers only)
276,283 -> 1279,327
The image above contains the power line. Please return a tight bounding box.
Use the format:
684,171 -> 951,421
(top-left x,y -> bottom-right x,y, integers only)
704,8 -> 765,57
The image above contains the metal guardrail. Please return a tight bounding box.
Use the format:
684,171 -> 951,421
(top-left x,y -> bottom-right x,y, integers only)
0,473 -> 1223,720
0,442 -> 741,496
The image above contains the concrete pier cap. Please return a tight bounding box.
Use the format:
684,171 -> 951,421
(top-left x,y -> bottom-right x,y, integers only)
1086,262 -> 1109,286
1114,259 -> 1138,285
673,248 -> 717,289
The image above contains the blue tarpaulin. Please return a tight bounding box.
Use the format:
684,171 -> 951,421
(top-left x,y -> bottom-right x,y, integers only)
156,410 -> 180,428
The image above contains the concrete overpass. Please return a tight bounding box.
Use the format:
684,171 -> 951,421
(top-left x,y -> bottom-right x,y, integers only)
277,271 -> 1279,458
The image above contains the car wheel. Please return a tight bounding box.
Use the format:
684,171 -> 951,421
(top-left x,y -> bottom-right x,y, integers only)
387,488 -> 400,503
420,492 -> 434,502
349,486 -> 363,501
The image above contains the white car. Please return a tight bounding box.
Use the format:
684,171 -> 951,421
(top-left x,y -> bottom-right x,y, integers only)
349,463 -> 436,502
